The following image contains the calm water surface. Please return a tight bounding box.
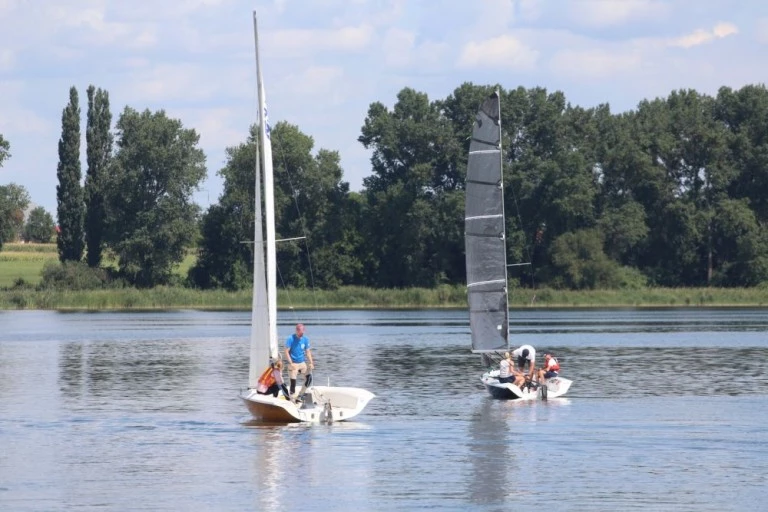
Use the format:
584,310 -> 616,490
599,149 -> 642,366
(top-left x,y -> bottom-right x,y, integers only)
1,308 -> 767,511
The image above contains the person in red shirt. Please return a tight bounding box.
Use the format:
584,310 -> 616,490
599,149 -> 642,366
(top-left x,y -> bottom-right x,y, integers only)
537,353 -> 560,382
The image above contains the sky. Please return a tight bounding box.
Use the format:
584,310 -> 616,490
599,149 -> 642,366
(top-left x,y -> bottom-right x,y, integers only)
1,0 -> 767,218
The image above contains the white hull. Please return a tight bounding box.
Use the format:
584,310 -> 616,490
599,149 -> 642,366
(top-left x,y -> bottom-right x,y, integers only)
242,386 -> 375,423
481,370 -> 572,400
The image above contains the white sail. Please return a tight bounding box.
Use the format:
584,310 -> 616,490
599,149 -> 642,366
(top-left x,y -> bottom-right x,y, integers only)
249,12 -> 277,388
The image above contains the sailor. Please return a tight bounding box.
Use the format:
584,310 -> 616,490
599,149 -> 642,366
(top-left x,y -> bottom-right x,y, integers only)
538,353 -> 560,381
498,352 -> 513,383
285,323 -> 314,401
512,344 -> 536,381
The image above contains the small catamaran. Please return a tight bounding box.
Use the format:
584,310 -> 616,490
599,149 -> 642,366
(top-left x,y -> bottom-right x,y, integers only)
240,12 -> 374,422
464,91 -> 571,401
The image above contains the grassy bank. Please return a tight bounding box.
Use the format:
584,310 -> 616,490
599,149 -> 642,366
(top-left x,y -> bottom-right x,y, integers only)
0,242 -> 195,288
1,284 -> 768,310
3,242 -> 768,309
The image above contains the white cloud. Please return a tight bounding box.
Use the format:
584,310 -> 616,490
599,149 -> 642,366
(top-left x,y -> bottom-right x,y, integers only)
279,66 -> 346,102
177,106 -> 244,156
480,0 -> 516,30
567,0 -> 669,27
669,22 -> 739,48
113,64 -> 223,104
40,3 -> 159,49
457,35 -> 538,69
550,47 -> 643,80
381,28 -> 448,68
382,28 -> 415,66
0,0 -> 19,14
0,81 -> 51,135
267,25 -> 375,58
517,0 -> 542,21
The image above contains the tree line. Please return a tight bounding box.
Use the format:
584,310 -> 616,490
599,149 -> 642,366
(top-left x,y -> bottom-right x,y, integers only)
196,82 -> 768,291
2,81 -> 768,291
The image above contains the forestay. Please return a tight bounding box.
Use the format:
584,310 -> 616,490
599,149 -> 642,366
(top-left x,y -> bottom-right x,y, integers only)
464,91 -> 509,353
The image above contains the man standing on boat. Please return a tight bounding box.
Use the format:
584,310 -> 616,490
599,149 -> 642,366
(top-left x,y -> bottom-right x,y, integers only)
285,323 -> 314,400
512,344 -> 536,381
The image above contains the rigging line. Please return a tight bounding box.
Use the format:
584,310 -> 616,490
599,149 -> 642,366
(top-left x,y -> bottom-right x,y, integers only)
275,262 -> 300,325
271,134 -> 321,325
506,163 -> 536,293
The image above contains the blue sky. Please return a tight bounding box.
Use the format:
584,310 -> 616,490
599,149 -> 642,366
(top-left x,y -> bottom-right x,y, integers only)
1,0 -> 767,217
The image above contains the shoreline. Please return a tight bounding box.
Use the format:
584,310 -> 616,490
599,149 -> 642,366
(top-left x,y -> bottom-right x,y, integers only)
2,285 -> 768,311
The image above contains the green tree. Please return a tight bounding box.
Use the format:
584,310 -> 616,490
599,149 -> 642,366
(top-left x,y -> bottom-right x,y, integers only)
105,107 -> 206,287
358,87 -> 464,287
192,122 -> 363,290
23,206 -> 56,243
56,86 -> 85,263
190,128 -> 258,290
272,122 -> 361,288
0,133 -> 9,167
84,85 -> 113,267
549,229 -> 622,289
0,183 -> 30,250
504,88 -> 601,286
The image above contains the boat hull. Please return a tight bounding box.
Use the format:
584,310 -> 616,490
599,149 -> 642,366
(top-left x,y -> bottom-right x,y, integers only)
241,386 -> 375,423
481,370 -> 572,401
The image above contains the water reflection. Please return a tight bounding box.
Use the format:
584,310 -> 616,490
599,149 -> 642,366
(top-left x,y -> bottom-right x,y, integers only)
467,400 -> 513,505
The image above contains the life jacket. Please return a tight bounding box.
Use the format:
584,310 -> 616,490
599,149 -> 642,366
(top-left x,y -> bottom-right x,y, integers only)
256,366 -> 276,393
548,357 -> 560,372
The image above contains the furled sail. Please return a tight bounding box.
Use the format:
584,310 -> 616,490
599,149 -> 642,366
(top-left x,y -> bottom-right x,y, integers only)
464,91 -> 509,353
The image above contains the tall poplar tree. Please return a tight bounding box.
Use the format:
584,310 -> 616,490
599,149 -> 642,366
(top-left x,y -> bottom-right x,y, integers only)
84,85 -> 113,267
56,86 -> 85,263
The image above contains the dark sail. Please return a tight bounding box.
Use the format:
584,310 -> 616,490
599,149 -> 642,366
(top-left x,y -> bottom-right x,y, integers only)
464,91 -> 508,353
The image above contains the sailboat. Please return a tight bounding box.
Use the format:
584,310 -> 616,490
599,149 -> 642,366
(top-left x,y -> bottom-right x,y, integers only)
464,90 -> 572,401
240,12 -> 375,422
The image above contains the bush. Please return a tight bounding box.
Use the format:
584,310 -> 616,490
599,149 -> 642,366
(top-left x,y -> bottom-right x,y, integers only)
39,261 -> 110,291
614,266 -> 649,289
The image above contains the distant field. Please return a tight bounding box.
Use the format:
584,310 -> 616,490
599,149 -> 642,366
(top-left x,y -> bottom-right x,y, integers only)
0,243 -> 59,287
0,243 -> 196,288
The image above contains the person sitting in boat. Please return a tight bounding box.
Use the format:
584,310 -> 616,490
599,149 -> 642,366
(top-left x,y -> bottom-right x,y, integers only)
256,359 -> 290,399
285,323 -> 314,401
537,353 -> 560,381
498,352 -> 514,383
512,344 -> 536,381
498,352 -> 526,388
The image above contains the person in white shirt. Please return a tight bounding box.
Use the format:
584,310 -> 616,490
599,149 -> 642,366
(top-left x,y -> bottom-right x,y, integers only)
512,344 -> 536,381
499,352 -> 525,387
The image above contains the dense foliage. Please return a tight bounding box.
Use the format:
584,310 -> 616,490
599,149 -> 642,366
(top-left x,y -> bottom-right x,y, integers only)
8,82 -> 768,292
194,82 -> 768,291
104,107 -> 206,288
56,86 -> 85,263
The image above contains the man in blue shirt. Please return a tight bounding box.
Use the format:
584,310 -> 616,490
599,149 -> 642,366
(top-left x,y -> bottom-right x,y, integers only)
284,323 -> 314,400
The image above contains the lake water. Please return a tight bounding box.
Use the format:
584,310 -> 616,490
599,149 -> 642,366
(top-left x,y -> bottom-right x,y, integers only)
1,308 -> 767,511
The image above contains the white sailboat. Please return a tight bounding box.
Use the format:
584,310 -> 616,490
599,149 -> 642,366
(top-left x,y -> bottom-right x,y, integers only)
464,91 -> 572,401
240,12 -> 375,422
